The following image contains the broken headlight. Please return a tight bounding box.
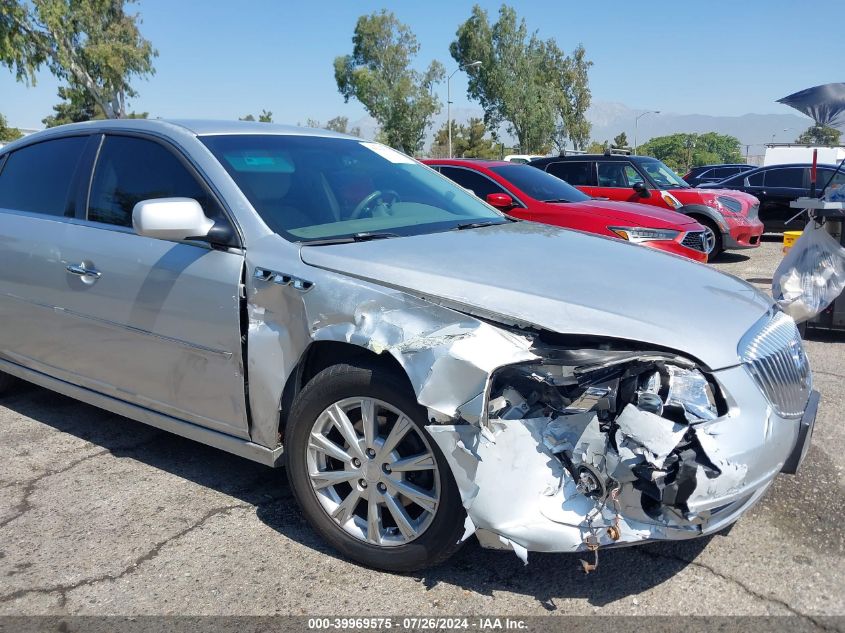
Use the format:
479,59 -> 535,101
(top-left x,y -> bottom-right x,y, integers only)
487,353 -> 721,426
486,350 -> 727,517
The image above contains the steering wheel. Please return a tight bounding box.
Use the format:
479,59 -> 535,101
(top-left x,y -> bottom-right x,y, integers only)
349,190 -> 400,220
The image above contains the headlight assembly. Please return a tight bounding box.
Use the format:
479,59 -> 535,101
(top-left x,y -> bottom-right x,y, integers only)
487,348 -> 723,427
609,227 -> 680,243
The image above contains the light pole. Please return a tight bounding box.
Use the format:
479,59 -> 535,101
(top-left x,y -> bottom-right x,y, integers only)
448,61 -> 481,158
634,110 -> 660,155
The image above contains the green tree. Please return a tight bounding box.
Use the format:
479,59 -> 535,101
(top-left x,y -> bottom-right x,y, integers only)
638,132 -> 743,172
587,140 -> 608,154
612,132 -> 628,149
0,112 -> 22,142
324,115 -> 362,137
431,117 -> 499,158
334,10 -> 444,153
450,4 -> 591,154
552,43 -> 591,152
796,124 -> 841,146
42,84 -> 102,127
240,110 -> 273,123
1,0 -> 157,119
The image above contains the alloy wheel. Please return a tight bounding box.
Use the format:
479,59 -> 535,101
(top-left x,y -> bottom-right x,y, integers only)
702,226 -> 717,255
305,397 -> 440,547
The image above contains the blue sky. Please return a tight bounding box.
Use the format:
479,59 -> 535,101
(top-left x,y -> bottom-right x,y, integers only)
0,0 -> 838,130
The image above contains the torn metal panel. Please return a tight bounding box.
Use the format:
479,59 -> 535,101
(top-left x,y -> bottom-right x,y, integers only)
304,273 -> 538,422
245,259 -> 314,448
429,351 -> 808,566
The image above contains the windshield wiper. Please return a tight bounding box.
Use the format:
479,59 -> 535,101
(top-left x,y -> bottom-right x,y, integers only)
300,232 -> 401,246
543,198 -> 572,203
452,220 -> 510,231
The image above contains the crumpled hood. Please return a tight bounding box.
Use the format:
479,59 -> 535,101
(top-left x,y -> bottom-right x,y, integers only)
569,199 -> 701,228
300,222 -> 773,369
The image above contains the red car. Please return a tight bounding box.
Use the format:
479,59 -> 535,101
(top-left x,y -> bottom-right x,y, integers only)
529,154 -> 764,260
424,159 -> 710,263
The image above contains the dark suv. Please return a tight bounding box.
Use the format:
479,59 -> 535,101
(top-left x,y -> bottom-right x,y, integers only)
683,164 -> 754,187
699,163 -> 845,232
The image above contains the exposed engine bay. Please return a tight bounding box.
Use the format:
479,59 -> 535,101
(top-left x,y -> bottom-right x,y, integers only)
427,343 -> 752,571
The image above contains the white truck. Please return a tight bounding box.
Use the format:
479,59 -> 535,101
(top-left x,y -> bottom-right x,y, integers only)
764,144 -> 845,166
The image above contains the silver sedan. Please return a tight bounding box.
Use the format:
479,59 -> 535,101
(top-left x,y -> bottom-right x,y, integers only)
0,120 -> 818,571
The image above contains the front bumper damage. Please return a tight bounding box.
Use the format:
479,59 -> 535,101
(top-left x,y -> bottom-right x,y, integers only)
301,274 -> 814,570
424,345 -> 816,569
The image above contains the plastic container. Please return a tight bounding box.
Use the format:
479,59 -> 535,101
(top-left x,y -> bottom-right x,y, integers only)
783,231 -> 802,254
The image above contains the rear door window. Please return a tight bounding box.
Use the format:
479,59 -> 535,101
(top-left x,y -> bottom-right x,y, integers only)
438,166 -> 508,200
546,161 -> 593,186
764,167 -> 803,188
745,171 -> 764,186
596,162 -> 628,187
87,135 -> 224,228
0,136 -> 88,217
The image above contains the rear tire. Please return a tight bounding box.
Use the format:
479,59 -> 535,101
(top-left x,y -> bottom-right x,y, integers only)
284,361 -> 465,572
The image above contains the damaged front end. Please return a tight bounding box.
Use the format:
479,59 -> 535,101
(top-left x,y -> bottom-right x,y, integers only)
426,339 -> 804,570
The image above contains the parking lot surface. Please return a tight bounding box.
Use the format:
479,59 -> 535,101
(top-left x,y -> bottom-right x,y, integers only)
1,237 -> 843,624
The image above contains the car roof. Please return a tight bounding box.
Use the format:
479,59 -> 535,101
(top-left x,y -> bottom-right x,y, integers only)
529,154 -> 663,166
0,118 -> 353,153
422,158 -> 513,168
690,163 -> 752,170
744,162 -> 840,173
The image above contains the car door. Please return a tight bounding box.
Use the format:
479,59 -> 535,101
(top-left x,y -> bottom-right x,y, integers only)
54,133 -> 249,437
759,167 -> 805,232
588,160 -> 661,207
0,135 -> 96,377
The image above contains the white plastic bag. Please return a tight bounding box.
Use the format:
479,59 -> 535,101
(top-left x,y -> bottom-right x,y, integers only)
772,220 -> 845,323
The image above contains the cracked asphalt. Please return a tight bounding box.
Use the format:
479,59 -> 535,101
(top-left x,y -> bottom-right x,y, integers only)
0,237 -> 843,623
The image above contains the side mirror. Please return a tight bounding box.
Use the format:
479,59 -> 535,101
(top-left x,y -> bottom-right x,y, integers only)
632,182 -> 650,198
132,198 -> 215,242
486,192 -> 515,210
743,177 -> 750,187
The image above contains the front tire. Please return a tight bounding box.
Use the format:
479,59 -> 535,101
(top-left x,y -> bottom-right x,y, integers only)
699,218 -> 723,262
285,361 -> 465,572
0,372 -> 15,396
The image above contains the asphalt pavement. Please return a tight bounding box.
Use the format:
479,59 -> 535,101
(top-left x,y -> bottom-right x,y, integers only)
0,237 -> 842,625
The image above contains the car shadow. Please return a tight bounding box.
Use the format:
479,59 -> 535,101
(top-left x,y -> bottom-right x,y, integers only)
711,251 -> 750,264
2,383 -> 710,609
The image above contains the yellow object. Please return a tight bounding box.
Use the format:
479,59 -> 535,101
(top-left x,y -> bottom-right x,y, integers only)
783,231 -> 802,254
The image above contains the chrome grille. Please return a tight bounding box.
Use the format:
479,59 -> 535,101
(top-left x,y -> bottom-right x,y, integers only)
681,230 -> 706,252
738,311 -> 812,418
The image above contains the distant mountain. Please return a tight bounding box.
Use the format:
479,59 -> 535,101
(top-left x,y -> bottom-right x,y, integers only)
351,101 -> 842,155
586,101 -> 834,152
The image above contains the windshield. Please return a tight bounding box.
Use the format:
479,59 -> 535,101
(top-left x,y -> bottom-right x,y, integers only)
200,135 -> 505,242
640,160 -> 689,188
489,164 -> 590,202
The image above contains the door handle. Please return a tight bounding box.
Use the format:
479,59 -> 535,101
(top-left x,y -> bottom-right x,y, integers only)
66,264 -> 102,279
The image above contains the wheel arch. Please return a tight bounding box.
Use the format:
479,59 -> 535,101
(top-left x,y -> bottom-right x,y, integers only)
678,204 -> 727,234
278,340 -> 413,444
